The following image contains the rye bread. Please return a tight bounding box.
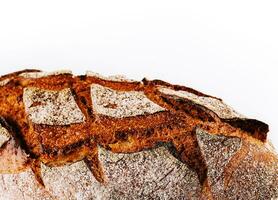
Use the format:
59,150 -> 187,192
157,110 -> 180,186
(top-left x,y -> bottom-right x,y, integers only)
0,69 -> 277,200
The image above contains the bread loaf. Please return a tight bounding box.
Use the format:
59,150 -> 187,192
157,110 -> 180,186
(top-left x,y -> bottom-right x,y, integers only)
0,69 -> 277,200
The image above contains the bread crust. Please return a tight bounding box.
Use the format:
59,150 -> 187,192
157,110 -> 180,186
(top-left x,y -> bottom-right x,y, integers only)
0,69 -> 277,200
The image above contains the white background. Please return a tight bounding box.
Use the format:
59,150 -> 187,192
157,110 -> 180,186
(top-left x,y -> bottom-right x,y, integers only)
0,1 -> 277,149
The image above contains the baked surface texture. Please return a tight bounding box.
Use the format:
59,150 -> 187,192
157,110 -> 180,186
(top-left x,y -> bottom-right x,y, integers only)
0,69 -> 277,200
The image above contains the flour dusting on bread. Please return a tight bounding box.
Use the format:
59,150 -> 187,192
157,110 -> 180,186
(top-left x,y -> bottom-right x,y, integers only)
19,70 -> 72,79
23,87 -> 85,125
0,69 -> 276,200
0,78 -> 10,87
86,71 -> 137,82
0,139 -> 29,174
196,128 -> 242,199
158,86 -> 244,119
91,84 -> 166,118
0,125 -> 10,147
2,145 -> 201,200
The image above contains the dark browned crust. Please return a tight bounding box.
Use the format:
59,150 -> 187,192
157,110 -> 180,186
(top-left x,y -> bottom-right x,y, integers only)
0,69 -> 41,82
84,142 -> 106,184
30,159 -> 45,188
142,78 -> 221,99
223,118 -> 268,142
169,129 -> 208,186
143,78 -> 268,142
0,69 -> 270,189
0,117 -> 28,155
93,112 -> 186,151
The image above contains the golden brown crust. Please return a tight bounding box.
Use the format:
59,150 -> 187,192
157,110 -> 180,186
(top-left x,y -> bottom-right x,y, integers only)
0,69 -> 276,199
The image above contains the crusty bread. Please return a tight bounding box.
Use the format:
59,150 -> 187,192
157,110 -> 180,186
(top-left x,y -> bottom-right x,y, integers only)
0,69 -> 277,200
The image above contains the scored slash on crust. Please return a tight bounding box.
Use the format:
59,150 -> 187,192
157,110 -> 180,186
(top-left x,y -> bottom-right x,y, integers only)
0,69 -> 275,199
